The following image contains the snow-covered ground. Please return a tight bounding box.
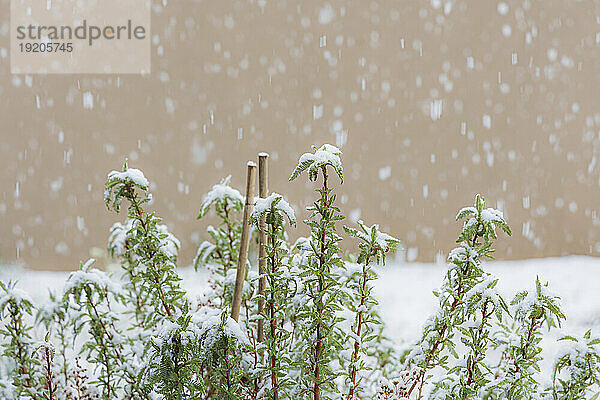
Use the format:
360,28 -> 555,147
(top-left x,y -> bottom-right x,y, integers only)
374,256 -> 600,383
376,256 -> 600,343
1,256 -> 599,381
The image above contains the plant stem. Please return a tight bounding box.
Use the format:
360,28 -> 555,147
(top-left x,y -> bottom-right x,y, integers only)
313,166 -> 329,400
9,305 -> 34,392
507,315 -> 542,398
128,190 -> 173,318
347,254 -> 372,400
466,299 -> 492,387
43,345 -> 56,400
269,222 -> 279,400
409,223 -> 481,398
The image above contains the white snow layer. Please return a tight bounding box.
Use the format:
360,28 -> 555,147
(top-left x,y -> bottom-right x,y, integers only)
107,168 -> 149,188
198,175 -> 244,216
298,143 -> 342,170
252,192 -> 296,224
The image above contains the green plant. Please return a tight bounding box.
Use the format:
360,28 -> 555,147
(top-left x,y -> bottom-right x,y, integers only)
251,192 -> 296,399
0,281 -> 38,398
36,335 -> 60,400
105,161 -> 185,326
141,312 -> 205,399
37,291 -> 70,388
63,259 -> 127,399
549,329 -> 600,399
105,163 -> 251,399
492,278 -> 565,398
406,195 -> 511,398
194,175 -> 244,308
289,144 -> 347,400
1,145 -> 598,400
343,221 -> 399,399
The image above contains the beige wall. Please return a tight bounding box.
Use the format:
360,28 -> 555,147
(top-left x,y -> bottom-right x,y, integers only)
1,0 -> 600,270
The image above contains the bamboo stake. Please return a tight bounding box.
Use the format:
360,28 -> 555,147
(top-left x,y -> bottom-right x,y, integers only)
231,161 -> 257,322
257,153 -> 269,343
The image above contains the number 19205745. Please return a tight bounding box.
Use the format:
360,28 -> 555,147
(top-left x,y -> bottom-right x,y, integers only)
18,42 -> 73,53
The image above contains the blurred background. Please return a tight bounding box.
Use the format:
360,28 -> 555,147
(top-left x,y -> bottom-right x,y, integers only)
1,0 -> 600,270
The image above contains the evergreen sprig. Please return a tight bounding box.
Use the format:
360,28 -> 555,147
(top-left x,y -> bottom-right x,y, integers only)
36,335 -> 60,400
37,291 -> 71,393
142,313 -> 205,400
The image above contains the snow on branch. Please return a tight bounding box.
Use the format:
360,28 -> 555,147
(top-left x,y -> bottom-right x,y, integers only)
251,192 -> 296,226
289,143 -> 344,182
198,175 -> 244,218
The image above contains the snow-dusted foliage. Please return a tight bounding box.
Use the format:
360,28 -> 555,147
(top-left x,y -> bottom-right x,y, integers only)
490,278 -> 565,399
549,329 -> 600,398
0,281 -> 37,399
342,222 -> 400,398
250,192 -> 296,398
1,147 -> 598,400
404,195 -> 513,398
288,144 -> 349,398
289,143 -> 344,183
193,175 -> 245,309
394,195 -> 597,399
198,175 -> 244,219
251,192 -> 296,227
62,259 -> 129,398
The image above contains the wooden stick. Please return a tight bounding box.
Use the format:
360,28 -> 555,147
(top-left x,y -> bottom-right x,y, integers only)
231,161 -> 257,322
257,153 -> 269,343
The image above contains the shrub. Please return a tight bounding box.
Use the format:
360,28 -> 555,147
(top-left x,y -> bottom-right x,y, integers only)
0,144 -> 598,400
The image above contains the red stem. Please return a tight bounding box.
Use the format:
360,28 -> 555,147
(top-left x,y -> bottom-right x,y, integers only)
409,222 -> 481,398
269,223 -> 279,400
347,254 -> 372,400
313,167 -> 329,400
129,190 -> 173,318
